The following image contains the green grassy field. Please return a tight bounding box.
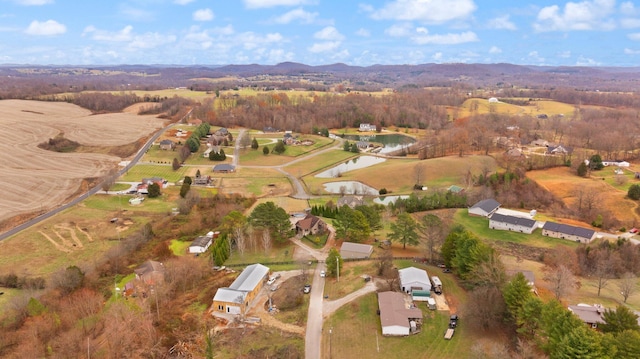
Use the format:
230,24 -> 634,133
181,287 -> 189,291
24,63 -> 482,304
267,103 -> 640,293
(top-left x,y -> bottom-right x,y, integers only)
121,164 -> 188,183
453,209 -> 579,249
322,292 -> 472,359
83,194 -> 176,214
169,239 -> 192,256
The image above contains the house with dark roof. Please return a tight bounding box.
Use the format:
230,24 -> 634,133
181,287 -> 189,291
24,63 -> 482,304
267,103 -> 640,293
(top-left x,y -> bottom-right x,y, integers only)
378,291 -> 423,336
134,260 -> 165,285
212,263 -> 269,315
468,199 -> 501,217
568,304 -> 605,329
340,242 -> 373,259
489,213 -> 537,234
159,139 -> 175,150
212,164 -> 235,173
398,267 -> 431,294
295,214 -> 327,236
542,221 -> 596,243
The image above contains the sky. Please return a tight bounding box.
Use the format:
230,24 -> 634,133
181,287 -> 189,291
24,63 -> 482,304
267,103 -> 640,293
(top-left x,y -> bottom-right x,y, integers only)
2,0 -> 640,67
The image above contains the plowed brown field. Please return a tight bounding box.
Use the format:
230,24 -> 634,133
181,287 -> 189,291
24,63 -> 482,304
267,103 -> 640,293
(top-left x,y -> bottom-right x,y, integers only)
0,100 -> 166,227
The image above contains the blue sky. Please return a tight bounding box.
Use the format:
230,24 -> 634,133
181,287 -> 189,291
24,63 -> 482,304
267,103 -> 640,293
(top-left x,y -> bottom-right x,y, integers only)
1,0 -> 640,66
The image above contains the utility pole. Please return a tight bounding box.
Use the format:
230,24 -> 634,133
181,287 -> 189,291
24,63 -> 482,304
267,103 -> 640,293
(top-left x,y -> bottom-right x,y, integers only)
336,257 -> 339,282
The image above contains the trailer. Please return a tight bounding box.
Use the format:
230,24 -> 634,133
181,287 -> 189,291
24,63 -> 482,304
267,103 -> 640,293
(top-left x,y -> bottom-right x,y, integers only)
444,328 -> 455,340
431,276 -> 443,294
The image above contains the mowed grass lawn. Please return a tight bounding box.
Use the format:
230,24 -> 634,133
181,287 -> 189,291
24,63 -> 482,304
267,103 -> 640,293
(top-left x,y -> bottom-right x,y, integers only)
240,135 -> 336,166
121,164 -> 188,183
453,209 -> 579,249
323,292 -> 472,359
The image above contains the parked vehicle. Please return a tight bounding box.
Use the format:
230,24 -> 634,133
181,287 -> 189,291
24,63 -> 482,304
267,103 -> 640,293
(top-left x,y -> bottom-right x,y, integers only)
444,328 -> 455,340
431,276 -> 443,295
267,277 -> 277,285
303,284 -> 311,294
320,270 -> 325,278
427,297 -> 437,310
449,314 -> 458,329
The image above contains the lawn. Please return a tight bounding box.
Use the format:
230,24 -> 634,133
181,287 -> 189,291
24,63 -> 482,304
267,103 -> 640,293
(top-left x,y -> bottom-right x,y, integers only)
453,209 -> 579,249
83,194 -> 176,214
323,261 -> 376,299
120,164 -> 188,183
240,135 -> 336,166
322,292 -> 473,359
224,243 -> 297,270
170,239 -> 192,256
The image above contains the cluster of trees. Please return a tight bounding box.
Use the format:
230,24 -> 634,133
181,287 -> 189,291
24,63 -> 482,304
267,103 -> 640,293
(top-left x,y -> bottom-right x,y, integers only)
0,273 -> 45,290
342,140 -> 360,153
210,233 -> 231,266
332,205 -> 383,243
209,149 -> 226,161
390,191 -> 467,213
185,123 -> 211,153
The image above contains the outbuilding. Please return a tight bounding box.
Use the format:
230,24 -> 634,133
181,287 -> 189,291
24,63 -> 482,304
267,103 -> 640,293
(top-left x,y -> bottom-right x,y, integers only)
399,267 -> 431,294
378,291 -> 423,336
468,198 -> 501,217
212,263 -> 269,315
340,242 -> 373,259
489,213 -> 537,234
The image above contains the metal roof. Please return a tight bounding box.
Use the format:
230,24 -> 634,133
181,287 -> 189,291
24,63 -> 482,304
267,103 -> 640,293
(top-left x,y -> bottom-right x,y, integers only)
399,267 -> 430,288
543,221 -> 595,239
490,213 -> 536,228
470,198 -> 501,213
229,263 -> 269,292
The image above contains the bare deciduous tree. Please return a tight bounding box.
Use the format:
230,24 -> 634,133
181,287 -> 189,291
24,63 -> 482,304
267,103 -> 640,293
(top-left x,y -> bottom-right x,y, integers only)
234,226 -> 246,256
544,264 -> 580,300
619,272 -> 638,303
414,163 -> 426,186
261,229 -> 272,253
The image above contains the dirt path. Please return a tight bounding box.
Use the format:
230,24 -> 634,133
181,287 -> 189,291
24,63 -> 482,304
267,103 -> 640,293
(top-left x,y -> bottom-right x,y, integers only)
38,231 -> 71,253
322,279 -> 379,318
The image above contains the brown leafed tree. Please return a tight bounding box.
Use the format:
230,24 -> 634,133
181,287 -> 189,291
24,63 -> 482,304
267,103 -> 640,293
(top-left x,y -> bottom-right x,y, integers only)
544,264 -> 580,300
619,272 -> 638,303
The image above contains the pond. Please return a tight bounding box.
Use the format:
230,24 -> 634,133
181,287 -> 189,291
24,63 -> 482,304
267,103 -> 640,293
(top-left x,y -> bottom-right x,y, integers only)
315,155 -> 386,178
322,181 -> 378,195
341,133 -> 416,154
373,195 -> 410,206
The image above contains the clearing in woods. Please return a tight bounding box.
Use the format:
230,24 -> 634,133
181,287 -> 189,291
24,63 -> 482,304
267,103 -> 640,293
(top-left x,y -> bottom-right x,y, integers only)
0,100 -> 166,229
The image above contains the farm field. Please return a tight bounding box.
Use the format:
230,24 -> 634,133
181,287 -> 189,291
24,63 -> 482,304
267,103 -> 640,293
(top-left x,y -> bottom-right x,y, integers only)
452,98 -> 577,120
0,100 -> 166,228
527,166 -> 640,225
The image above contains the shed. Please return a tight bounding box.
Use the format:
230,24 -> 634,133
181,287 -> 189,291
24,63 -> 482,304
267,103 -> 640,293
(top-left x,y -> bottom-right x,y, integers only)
213,164 -> 236,173
412,290 -> 431,302
340,242 -> 373,259
188,231 -> 218,254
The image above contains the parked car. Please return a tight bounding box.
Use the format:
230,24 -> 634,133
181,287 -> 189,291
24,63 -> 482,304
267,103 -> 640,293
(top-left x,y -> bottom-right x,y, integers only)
449,314 -> 459,329
303,284 -> 311,294
442,268 -> 452,273
630,228 -> 639,234
267,276 -> 277,285
320,270 -> 326,278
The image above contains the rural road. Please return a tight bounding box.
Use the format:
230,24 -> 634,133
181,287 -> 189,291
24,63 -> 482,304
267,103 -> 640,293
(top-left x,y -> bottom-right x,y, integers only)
305,262 -> 326,359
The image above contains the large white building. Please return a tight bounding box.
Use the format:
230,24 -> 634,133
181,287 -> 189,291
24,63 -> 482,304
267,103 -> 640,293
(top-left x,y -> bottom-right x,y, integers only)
489,213 -> 537,234
398,266 -> 431,294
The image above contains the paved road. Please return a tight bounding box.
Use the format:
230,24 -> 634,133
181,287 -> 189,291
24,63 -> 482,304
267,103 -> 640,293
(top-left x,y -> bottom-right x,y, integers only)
305,262 -> 326,359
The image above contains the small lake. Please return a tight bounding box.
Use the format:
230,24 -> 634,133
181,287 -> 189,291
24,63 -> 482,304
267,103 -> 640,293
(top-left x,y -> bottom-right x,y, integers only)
323,181 -> 378,195
373,195 -> 410,206
341,133 -> 416,154
315,156 -> 386,178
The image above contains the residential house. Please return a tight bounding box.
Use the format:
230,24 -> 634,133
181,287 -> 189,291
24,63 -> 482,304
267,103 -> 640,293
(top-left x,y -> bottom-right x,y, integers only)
340,242 -> 373,259
189,231 -> 218,254
283,132 -> 295,145
468,198 -> 501,217
542,221 -> 596,243
378,291 -> 423,336
337,195 -> 364,209
134,260 -> 165,285
212,164 -> 235,173
159,139 -> 175,150
488,97 -> 499,103
547,145 -> 573,155
489,213 -> 537,234
137,177 -> 168,194
359,123 -> 377,132
398,267 -> 431,294
530,139 -> 549,147
212,263 -> 269,315
214,127 -> 229,137
505,148 -> 525,158
295,214 -> 327,236
603,160 -> 630,167
263,126 -> 278,133
193,176 -> 211,186
568,304 -> 605,329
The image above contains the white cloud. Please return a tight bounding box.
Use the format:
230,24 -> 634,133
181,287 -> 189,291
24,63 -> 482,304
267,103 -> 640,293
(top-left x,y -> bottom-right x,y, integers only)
533,0 -> 616,32
385,23 -> 413,37
369,0 -> 476,24
628,32 -> 640,40
576,56 -> 600,66
193,9 -> 214,21
412,30 -> 478,45
621,1 -> 639,15
621,18 -> 640,29
25,20 -> 66,36
83,25 -> 133,42
243,0 -> 314,9
237,32 -> 284,50
128,33 -> 177,50
314,26 -> 344,41
487,15 -> 517,30
272,8 -> 317,24
308,41 -> 340,53
267,49 -> 294,63
432,52 -> 442,60
173,0 -> 195,4
355,28 -> 370,37
624,48 -> 640,54
12,0 -> 53,5
528,50 -> 545,63
489,46 -> 502,54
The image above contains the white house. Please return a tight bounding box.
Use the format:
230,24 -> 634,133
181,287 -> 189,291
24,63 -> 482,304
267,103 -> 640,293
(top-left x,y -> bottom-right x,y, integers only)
489,213 -> 537,234
188,231 -> 218,254
358,123 -> 377,132
378,291 -> 422,336
542,221 -> 596,244
398,267 -> 431,294
488,97 -> 499,103
468,199 -> 501,217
